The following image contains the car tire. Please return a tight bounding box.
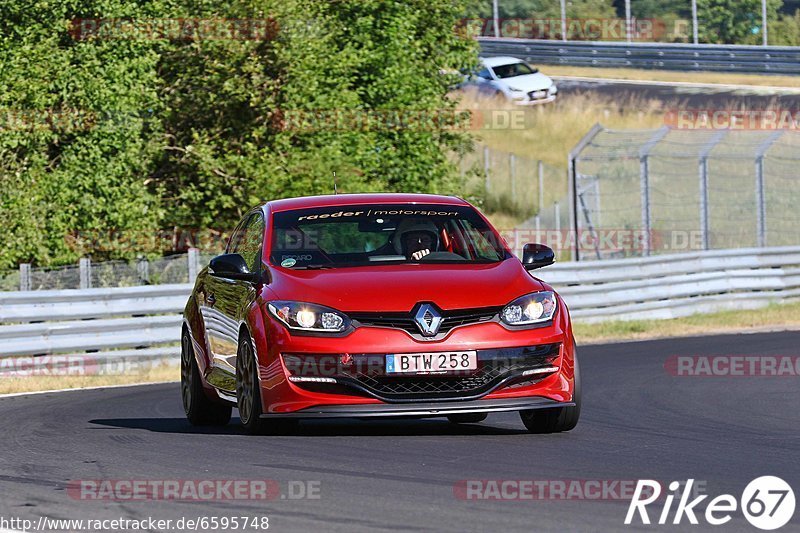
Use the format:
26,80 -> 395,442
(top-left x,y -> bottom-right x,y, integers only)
181,330 -> 232,426
236,332 -> 298,435
447,413 -> 488,424
519,355 -> 581,434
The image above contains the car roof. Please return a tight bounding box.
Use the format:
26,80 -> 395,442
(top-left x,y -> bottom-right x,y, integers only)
480,56 -> 526,68
266,193 -> 470,213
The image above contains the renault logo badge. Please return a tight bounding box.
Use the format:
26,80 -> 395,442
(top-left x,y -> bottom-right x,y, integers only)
414,303 -> 443,336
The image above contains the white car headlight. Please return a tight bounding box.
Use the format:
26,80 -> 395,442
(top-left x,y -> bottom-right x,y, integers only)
268,301 -> 351,333
508,86 -> 524,92
500,292 -> 557,326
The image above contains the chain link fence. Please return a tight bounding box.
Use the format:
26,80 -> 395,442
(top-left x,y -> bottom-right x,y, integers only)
0,251 -> 221,291
570,125 -> 800,260
474,0 -> 796,45
459,144 -> 563,220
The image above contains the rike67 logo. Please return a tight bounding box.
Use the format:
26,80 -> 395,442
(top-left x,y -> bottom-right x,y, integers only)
626,477 -> 795,530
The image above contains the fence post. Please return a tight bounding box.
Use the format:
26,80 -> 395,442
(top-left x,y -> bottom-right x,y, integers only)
754,131 -> 782,248
137,257 -> 150,285
638,127 -> 669,257
640,156 -> 651,256
79,257 -> 92,289
509,153 -> 516,199
483,146 -> 491,194
554,201 -> 561,235
188,248 -> 200,283
755,157 -> 766,247
535,215 -> 541,244
698,159 -> 709,250
538,160 -> 544,214
19,263 -> 31,291
568,123 -> 604,262
698,131 -> 726,251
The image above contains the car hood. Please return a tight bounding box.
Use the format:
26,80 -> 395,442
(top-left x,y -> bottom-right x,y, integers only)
499,73 -> 553,92
267,259 -> 544,312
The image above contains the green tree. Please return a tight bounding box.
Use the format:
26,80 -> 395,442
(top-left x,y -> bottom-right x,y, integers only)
697,0 -> 782,44
770,9 -> 800,44
0,0 -> 478,267
156,0 -> 478,231
0,0 -> 166,268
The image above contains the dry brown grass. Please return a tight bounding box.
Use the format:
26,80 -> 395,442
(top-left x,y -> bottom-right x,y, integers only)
545,65 -> 800,89
574,301 -> 800,344
468,92 -> 664,168
0,362 -> 179,395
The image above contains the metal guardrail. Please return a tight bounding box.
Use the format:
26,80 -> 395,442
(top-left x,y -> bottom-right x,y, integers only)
1,246 -> 799,368
479,38 -> 800,74
544,246 -> 800,321
0,284 -> 191,371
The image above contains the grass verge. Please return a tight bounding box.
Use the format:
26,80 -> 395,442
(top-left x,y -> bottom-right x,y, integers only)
574,301 -> 800,344
0,362 -> 179,396
544,65 -> 800,88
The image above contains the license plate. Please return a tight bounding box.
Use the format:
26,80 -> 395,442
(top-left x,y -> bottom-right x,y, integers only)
385,351 -> 478,374
532,90 -> 546,98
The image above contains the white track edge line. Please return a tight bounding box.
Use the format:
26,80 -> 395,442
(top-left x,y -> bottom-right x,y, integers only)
551,75 -> 800,93
0,380 -> 179,400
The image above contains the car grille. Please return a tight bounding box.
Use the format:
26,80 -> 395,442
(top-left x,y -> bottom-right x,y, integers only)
350,306 -> 502,337
283,343 -> 560,402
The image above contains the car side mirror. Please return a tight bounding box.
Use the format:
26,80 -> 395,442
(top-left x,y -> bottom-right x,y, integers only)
522,243 -> 555,271
209,253 -> 260,283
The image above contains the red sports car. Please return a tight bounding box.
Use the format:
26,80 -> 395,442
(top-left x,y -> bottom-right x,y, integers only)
181,193 -> 580,434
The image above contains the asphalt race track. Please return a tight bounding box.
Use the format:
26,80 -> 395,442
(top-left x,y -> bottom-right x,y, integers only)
1,331 -> 798,532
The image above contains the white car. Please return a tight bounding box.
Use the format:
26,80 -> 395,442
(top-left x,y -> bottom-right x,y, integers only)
467,56 -> 557,105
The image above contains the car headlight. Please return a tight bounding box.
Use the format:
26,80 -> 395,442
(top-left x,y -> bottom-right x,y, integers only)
267,301 -> 351,333
508,86 -> 524,92
500,292 -> 557,326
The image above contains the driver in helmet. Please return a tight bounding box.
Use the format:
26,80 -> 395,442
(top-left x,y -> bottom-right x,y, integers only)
393,219 -> 440,260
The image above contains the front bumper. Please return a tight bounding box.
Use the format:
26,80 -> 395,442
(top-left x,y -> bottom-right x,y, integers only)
260,396 -> 574,418
510,87 -> 557,105
253,309 -> 576,415
515,95 -> 556,106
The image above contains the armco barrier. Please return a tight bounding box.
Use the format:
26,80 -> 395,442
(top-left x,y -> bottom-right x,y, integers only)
479,38 -> 800,74
1,246 -> 799,366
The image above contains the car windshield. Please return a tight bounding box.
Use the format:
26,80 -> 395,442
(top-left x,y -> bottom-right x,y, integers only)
491,62 -> 538,79
270,204 -> 508,269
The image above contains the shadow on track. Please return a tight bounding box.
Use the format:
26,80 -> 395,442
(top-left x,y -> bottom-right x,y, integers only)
88,417 -> 531,437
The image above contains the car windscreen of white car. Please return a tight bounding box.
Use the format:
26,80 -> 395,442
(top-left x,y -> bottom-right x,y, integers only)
269,204 -> 509,269
491,62 -> 538,79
